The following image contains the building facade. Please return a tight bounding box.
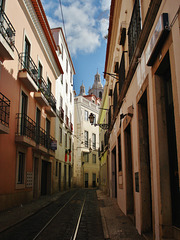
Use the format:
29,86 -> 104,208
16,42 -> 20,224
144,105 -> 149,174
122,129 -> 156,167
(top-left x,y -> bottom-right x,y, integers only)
0,0 -> 63,210
73,85 -> 100,188
51,27 -> 75,192
103,0 -> 180,239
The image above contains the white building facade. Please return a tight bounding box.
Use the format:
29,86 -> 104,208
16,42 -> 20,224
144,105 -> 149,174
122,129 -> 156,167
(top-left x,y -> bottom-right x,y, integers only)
73,93 -> 100,188
51,27 -> 75,192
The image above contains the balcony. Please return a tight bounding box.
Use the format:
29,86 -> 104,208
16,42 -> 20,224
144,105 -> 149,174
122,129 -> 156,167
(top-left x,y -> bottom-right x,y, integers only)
15,113 -> 36,147
128,0 -> 141,64
59,107 -> 64,122
34,77 -> 49,107
0,92 -> 10,134
0,7 -> 15,61
65,115 -> 69,128
36,127 -> 56,156
18,53 -> 39,92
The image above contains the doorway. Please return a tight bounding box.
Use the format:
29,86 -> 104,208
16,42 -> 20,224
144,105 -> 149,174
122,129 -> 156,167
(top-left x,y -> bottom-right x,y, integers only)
156,52 -> 179,228
124,123 -> 134,217
138,89 -> 152,233
112,147 -> 117,198
64,164 -> 66,190
33,157 -> 39,199
85,173 -> 88,188
92,173 -> 96,188
59,163 -> 61,191
41,160 -> 51,195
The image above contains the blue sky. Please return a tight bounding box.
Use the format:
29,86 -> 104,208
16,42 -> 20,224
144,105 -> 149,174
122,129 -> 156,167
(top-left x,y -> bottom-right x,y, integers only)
41,0 -> 111,95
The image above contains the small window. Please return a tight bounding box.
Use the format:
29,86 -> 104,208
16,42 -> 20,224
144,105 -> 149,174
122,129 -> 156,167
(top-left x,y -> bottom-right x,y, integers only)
70,70 -> 73,83
65,133 -> 67,148
92,154 -> 96,163
60,96 -> 63,108
59,127 -> 62,144
66,83 -> 68,94
61,43 -> 63,59
47,78 -> 51,95
66,59 -> 68,73
17,152 -> 25,184
55,161 -> 58,176
61,74 -> 63,84
84,131 -> 88,148
83,152 -> 89,162
92,133 -> 96,149
70,92 -> 72,103
38,62 -> 43,80
84,110 -> 89,121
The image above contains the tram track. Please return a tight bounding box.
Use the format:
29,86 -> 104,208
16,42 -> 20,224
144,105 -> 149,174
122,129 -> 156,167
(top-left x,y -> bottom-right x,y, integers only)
0,189 -> 104,240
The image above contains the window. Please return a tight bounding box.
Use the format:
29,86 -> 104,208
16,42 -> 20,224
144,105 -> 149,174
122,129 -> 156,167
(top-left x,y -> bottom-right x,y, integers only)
118,135 -> 122,171
55,161 -> 58,176
92,154 -> 96,163
84,131 -> 88,148
69,137 -> 71,150
17,152 -> 25,184
59,127 -> 62,144
65,133 -> 67,148
83,152 -> 89,162
66,59 -> 68,73
24,37 -> 31,69
38,61 -> 42,80
61,43 -> 63,59
70,92 -> 72,103
60,96 -> 63,108
47,78 -> 51,95
99,91 -> 102,99
70,113 -> 72,123
70,70 -> 73,83
66,83 -> 68,94
61,74 -> 63,84
92,133 -> 96,149
84,110 -> 89,121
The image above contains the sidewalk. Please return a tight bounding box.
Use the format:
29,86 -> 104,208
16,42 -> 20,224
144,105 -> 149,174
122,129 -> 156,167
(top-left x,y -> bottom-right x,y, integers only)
97,190 -> 145,240
0,189 -> 145,240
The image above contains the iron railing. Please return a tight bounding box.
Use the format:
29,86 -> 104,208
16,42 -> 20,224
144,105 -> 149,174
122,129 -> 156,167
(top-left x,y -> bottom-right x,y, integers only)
16,113 -> 55,150
16,113 -> 36,141
38,76 -> 56,111
0,92 -> 10,127
128,0 -> 141,64
0,7 -> 15,49
19,53 -> 39,85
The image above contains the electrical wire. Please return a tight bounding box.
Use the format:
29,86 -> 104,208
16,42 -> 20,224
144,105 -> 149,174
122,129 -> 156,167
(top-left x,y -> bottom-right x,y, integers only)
58,0 -> 67,40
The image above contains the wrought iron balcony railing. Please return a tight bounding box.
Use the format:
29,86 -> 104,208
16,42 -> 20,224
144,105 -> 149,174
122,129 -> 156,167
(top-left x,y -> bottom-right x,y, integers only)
0,7 -> 15,49
16,113 -> 56,150
19,53 -> 39,85
0,92 -> 10,127
128,0 -> 141,64
38,76 -> 56,111
16,113 -> 36,141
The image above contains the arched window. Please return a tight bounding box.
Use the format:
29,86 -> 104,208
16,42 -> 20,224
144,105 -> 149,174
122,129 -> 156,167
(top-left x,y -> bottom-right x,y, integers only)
99,91 -> 102,99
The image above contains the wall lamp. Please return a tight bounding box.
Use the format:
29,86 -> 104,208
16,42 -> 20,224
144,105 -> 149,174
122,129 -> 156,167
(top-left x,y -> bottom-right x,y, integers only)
89,113 -> 109,130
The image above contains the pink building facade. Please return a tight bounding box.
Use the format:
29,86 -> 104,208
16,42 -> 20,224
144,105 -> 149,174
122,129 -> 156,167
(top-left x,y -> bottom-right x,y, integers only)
0,0 -> 63,210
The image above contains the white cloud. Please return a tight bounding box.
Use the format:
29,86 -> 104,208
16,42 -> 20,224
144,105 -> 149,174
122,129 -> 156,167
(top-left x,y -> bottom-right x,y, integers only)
43,0 -> 110,56
101,0 -> 111,11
